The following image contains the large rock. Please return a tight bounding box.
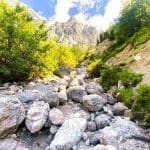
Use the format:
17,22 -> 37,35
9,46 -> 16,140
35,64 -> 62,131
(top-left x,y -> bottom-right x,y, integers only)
57,91 -> 68,104
68,86 -> 87,103
0,138 -> 29,150
95,114 -> 111,129
100,117 -> 143,146
18,90 -> 41,103
82,94 -> 107,112
50,118 -> 87,150
112,102 -> 128,115
85,82 -> 103,95
25,101 -> 49,133
42,92 -> 59,107
118,138 -> 150,150
81,144 -> 116,150
49,108 -> 65,125
0,96 -> 25,138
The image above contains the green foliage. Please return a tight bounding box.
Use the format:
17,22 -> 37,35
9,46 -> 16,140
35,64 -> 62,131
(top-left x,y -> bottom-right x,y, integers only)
119,87 -> 134,107
87,59 -> 106,77
118,69 -> 143,87
133,84 -> 150,124
101,66 -> 122,91
114,0 -> 150,43
131,26 -> 150,47
0,1 -> 83,82
101,66 -> 142,91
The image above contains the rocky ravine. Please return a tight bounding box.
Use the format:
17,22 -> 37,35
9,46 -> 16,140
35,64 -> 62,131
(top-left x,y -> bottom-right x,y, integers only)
0,67 -> 149,150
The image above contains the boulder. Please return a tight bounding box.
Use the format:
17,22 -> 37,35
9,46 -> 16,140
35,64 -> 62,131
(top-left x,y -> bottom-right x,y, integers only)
42,92 -> 59,107
68,86 -> 87,103
25,101 -> 49,133
95,114 -> 111,129
100,117 -> 143,146
87,121 -> 97,131
81,144 -> 116,150
57,91 -> 68,104
50,125 -> 59,134
0,138 -> 29,150
85,82 -> 103,95
49,108 -> 65,125
82,94 -> 107,112
112,102 -> 128,115
50,118 -> 87,150
0,96 -> 25,138
18,90 -> 41,103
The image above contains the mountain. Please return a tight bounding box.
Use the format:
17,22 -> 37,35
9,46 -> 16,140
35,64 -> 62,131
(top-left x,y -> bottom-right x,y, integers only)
49,17 -> 99,47
7,0 -> 99,48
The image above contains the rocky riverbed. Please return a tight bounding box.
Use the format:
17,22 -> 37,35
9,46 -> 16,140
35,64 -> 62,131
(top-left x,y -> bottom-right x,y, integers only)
0,67 -> 149,150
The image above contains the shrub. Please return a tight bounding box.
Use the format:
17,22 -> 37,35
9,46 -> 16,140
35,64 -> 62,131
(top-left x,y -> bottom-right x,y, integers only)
101,66 -> 122,91
119,87 -> 134,107
87,59 -> 106,77
133,84 -> 150,124
101,66 -> 143,91
118,69 -> 143,87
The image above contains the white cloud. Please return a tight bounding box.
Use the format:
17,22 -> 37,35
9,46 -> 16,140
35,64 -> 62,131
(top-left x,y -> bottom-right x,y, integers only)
50,0 -> 124,31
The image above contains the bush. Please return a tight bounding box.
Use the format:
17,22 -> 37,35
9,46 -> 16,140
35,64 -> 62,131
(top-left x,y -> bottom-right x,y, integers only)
119,87 -> 134,107
101,66 -> 122,91
133,84 -> 150,124
101,66 -> 142,91
118,69 -> 143,87
87,59 -> 106,77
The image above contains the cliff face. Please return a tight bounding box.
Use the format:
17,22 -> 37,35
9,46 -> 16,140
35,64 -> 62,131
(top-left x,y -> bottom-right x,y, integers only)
49,17 -> 99,47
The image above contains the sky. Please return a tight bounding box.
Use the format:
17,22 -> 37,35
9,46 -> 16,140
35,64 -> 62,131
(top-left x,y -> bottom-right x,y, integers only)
19,0 -> 124,31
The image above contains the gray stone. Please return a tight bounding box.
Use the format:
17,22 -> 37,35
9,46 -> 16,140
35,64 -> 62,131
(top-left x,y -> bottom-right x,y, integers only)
87,121 -> 97,131
95,114 -> 111,129
0,138 -> 29,150
50,118 -> 87,150
0,96 -> 25,138
58,91 -> 67,104
50,125 -> 58,134
68,86 -> 87,103
25,101 -> 49,133
82,94 -> 107,112
18,90 -> 41,103
42,92 -> 59,107
85,82 -> 103,95
80,145 -> 116,150
49,108 -> 65,125
112,102 -> 128,115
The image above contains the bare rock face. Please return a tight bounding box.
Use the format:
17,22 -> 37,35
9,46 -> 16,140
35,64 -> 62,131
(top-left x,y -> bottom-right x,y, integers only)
49,17 -> 99,47
49,108 -> 65,126
25,101 -> 49,133
0,96 -> 25,138
82,94 -> 107,112
68,86 -> 87,103
50,118 -> 87,150
0,138 -> 29,150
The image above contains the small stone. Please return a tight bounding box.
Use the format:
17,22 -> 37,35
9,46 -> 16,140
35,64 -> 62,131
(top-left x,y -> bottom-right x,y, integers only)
49,108 -> 65,125
112,102 -> 128,115
87,121 -> 97,131
50,125 -> 58,134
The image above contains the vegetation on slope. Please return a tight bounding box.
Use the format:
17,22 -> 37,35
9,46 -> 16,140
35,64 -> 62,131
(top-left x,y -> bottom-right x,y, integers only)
87,0 -> 150,124
0,0 -> 85,82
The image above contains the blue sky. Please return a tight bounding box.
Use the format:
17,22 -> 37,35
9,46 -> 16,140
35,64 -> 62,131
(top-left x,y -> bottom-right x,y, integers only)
19,0 -> 123,31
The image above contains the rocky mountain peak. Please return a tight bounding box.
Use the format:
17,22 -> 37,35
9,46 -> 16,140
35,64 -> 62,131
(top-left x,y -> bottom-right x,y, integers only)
49,17 -> 99,47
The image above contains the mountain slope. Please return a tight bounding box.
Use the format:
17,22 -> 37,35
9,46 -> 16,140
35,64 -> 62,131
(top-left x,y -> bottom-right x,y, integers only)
49,17 -> 99,47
